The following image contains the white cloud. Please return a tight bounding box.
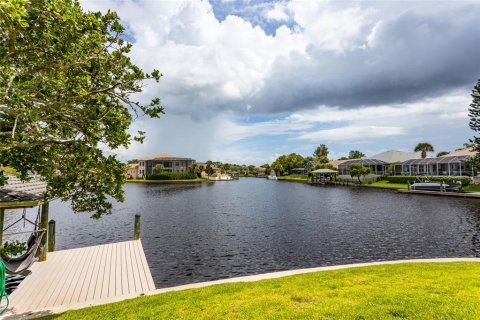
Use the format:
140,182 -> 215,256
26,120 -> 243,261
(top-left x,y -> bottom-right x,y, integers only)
296,126 -> 405,141
265,2 -> 290,22
80,0 -> 477,164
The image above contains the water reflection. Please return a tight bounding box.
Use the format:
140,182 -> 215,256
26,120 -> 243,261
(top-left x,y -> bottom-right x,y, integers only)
5,179 -> 480,288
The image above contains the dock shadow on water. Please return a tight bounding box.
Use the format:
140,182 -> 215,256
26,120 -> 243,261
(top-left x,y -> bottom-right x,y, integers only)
6,178 -> 480,288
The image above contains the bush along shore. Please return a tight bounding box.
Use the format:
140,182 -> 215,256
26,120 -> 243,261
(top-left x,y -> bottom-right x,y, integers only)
275,174 -> 480,193
386,175 -> 471,186
126,172 -> 206,183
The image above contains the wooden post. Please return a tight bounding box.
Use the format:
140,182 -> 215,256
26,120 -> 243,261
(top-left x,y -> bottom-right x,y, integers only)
48,220 -> 56,252
0,208 -> 4,244
39,202 -> 49,261
134,214 -> 141,240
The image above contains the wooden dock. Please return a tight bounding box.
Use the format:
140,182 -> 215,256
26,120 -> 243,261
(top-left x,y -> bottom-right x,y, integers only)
4,240 -> 155,319
397,189 -> 480,199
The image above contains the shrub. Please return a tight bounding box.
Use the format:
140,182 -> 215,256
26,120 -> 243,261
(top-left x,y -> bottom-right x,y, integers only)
146,172 -> 197,180
386,175 -> 471,186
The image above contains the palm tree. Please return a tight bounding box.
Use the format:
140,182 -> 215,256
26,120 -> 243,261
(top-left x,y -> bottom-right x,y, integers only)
414,142 -> 434,159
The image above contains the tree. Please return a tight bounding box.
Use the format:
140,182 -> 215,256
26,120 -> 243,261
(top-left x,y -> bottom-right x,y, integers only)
272,163 -> 284,175
223,163 -> 231,174
348,163 -> 371,184
0,1 -> 163,218
260,163 -> 270,175
197,164 -> 205,178
414,143 -> 434,159
312,163 -> 335,170
205,164 -> 214,177
154,163 -> 165,173
313,144 -> 329,163
338,156 -> 349,160
190,163 -> 203,178
127,159 -> 139,164
468,79 -> 480,172
436,151 -> 449,157
271,153 -> 305,175
386,161 -> 399,175
348,150 -> 365,159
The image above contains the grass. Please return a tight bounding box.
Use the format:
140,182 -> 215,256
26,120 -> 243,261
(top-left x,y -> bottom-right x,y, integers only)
126,178 -> 207,184
463,185 -> 480,192
370,180 -> 480,193
277,175 -> 309,182
370,180 -> 409,189
39,262 -> 480,320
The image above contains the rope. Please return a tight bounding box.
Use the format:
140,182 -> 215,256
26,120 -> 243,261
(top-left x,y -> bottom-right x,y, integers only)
3,229 -> 46,237
0,261 -> 9,315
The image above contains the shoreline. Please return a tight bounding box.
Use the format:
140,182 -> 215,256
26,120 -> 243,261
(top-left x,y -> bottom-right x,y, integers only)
148,257 -> 480,296
126,179 -> 208,184
19,257 -> 480,318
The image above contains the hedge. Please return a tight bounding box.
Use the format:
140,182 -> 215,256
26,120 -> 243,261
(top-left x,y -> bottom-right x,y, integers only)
386,175 -> 471,186
146,171 -> 197,180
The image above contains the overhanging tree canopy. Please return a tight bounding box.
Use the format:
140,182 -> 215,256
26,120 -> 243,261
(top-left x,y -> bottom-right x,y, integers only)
0,0 -> 163,218
468,79 -> 480,172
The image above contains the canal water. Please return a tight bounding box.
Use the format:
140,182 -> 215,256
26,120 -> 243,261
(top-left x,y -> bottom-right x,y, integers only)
6,178 -> 480,288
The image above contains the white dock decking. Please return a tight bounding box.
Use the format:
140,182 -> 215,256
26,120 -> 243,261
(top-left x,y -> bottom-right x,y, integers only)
5,240 -> 155,318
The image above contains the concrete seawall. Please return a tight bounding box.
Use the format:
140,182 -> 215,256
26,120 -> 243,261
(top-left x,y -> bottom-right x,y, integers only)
148,258 -> 480,295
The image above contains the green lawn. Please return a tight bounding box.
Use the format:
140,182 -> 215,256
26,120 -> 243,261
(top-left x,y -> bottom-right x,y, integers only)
370,180 -> 480,193
39,262 -> 480,320
463,185 -> 480,192
370,180 -> 409,189
126,178 -> 207,183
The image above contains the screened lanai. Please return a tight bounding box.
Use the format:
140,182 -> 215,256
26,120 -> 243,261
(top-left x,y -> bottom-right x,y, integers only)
338,159 -> 389,175
398,155 -> 473,176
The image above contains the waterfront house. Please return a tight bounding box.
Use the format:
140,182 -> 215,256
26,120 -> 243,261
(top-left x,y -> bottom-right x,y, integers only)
305,160 -> 347,174
338,158 -> 389,175
399,148 -> 477,176
338,150 -> 421,176
290,167 -> 307,175
256,166 -> 267,177
126,163 -> 140,179
196,162 -> 221,178
138,154 -> 196,178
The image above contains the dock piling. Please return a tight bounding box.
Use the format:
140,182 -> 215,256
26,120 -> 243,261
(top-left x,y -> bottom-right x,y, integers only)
134,214 -> 141,240
48,220 -> 55,252
39,201 -> 49,261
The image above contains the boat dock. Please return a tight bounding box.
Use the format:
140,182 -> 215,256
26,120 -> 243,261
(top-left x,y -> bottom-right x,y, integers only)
397,189 -> 480,199
4,240 -> 155,319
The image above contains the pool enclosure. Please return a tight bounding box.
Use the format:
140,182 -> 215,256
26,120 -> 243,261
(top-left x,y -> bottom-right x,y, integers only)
338,159 -> 389,175
398,155 -> 474,176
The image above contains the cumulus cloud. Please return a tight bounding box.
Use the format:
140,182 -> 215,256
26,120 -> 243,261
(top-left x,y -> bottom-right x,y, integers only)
79,0 -> 477,163
296,126 -> 405,141
81,0 -> 480,116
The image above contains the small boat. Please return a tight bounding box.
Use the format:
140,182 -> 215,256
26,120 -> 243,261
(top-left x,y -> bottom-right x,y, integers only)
267,170 -> 278,180
411,182 -> 461,191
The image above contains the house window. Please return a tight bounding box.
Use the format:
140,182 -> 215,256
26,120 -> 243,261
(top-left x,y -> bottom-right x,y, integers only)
176,162 -> 180,166
140,161 -> 144,167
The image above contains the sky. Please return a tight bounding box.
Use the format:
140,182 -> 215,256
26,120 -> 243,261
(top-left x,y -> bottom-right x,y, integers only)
80,0 -> 480,165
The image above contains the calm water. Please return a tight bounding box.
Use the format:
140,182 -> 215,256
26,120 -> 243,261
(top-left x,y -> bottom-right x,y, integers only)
5,178 -> 480,288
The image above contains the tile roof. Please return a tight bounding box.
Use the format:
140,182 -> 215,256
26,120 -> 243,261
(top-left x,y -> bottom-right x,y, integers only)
139,154 -> 194,161
367,150 -> 421,163
0,174 -> 47,205
443,148 -> 477,157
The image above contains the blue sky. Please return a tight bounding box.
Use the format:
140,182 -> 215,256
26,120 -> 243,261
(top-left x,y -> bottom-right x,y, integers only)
81,0 -> 480,165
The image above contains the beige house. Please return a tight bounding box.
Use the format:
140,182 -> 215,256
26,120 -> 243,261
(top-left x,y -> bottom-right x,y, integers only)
196,162 -> 221,178
256,166 -> 267,177
138,154 -> 196,178
126,163 -> 140,179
